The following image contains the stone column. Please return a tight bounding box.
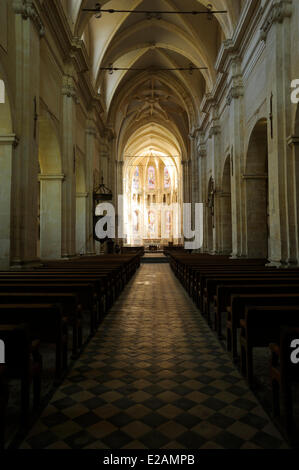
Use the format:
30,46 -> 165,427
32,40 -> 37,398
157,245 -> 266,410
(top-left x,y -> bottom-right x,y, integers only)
76,192 -> 88,254
115,160 -> 124,243
39,174 -> 64,259
197,133 -> 208,252
61,72 -> 77,258
182,160 -> 191,204
85,124 -> 97,255
208,121 -> 221,253
261,0 -> 293,266
0,135 -> 19,269
218,191 -> 232,255
11,0 -> 44,268
287,135 -> 299,265
226,56 -> 245,258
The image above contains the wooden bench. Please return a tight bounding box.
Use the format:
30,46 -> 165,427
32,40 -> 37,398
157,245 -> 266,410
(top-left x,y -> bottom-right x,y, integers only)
240,305 -> 299,386
270,327 -> 299,435
0,364 -> 8,450
215,282 -> 299,337
0,282 -> 97,335
0,293 -> 81,358
227,293 -> 299,359
0,304 -> 67,380
0,324 -> 42,430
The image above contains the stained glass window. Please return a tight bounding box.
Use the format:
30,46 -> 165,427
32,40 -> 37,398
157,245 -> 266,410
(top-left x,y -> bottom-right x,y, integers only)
164,167 -> 171,189
133,167 -> 139,191
148,166 -> 155,190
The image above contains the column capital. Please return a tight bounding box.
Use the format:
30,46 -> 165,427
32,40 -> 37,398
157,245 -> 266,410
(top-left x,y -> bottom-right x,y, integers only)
0,134 -> 19,147
287,135 -> 299,146
85,127 -> 97,137
62,75 -> 77,101
260,0 -> 292,42
226,84 -> 244,106
38,174 -> 65,181
242,174 -> 268,180
13,0 -> 45,37
209,124 -> 221,139
198,148 -> 207,158
76,192 -> 89,198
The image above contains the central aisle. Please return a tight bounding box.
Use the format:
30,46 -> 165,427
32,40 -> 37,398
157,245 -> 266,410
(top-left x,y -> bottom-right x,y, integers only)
21,264 -> 286,449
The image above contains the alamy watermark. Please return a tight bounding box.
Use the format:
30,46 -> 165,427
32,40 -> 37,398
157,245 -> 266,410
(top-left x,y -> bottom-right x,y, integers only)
0,339 -> 4,364
0,79 -> 5,104
290,339 -> 299,365
95,197 -> 204,250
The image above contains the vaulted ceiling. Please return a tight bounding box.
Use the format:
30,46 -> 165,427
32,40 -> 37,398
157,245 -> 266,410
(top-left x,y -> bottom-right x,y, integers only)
62,0 -> 245,158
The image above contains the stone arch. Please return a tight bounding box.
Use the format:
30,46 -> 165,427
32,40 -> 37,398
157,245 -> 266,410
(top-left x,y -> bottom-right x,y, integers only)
244,118 -> 269,259
38,108 -> 63,259
220,155 -> 232,254
0,71 -> 14,269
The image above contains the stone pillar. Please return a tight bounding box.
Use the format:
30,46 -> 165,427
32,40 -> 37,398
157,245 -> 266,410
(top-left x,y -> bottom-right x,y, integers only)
218,191 -> 232,255
261,0 -> 293,266
11,0 -> 44,268
226,56 -> 245,258
208,121 -> 221,253
197,133 -> 208,252
182,160 -> 191,204
115,160 -> 124,243
76,192 -> 88,254
85,124 -> 97,255
39,174 -> 64,259
0,135 -> 18,269
287,135 -> 299,265
61,72 -> 77,258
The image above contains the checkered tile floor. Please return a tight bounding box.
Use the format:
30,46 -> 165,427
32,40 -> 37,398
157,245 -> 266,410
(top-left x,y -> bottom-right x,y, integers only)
20,264 -> 287,449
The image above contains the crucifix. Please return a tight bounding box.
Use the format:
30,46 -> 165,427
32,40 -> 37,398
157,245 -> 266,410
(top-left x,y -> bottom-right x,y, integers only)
33,96 -> 38,140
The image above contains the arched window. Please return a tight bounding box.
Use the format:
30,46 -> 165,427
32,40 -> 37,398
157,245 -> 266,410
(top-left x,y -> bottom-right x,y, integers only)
148,166 -> 155,190
133,167 -> 139,191
164,166 -> 171,189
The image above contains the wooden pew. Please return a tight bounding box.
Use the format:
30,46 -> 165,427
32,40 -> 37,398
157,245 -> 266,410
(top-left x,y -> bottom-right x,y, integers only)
227,293 -> 299,359
0,293 -> 81,358
216,282 -> 299,336
240,305 -> 299,386
202,271 -> 299,318
0,282 -> 97,335
0,324 -> 42,430
0,364 -> 8,450
270,327 -> 299,435
0,304 -> 67,380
